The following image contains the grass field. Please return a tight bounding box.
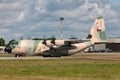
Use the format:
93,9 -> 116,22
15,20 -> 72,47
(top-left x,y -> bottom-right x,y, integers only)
0,53 -> 120,80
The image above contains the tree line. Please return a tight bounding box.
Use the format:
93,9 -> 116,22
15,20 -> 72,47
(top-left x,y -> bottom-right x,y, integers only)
0,38 -> 5,46
0,36 -> 78,46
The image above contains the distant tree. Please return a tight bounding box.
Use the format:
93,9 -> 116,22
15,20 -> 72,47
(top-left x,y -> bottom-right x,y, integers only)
0,38 -> 5,46
69,36 -> 77,39
32,37 -> 56,40
27,37 -> 31,40
32,38 -> 43,40
47,37 -> 56,40
20,37 -> 23,40
32,38 -> 38,40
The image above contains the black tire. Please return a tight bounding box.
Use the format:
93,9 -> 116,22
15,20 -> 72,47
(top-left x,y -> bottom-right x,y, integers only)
43,55 -> 50,57
15,54 -> 20,57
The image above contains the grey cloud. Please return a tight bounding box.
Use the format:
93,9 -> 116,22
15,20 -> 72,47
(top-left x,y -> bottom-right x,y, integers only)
0,0 -> 119,42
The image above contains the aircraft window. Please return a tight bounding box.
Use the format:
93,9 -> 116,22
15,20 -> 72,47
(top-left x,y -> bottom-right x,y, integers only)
12,41 -> 18,45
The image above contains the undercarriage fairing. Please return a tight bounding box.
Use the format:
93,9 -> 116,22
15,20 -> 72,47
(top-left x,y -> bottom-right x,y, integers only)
41,45 -> 77,57
40,49 -> 68,57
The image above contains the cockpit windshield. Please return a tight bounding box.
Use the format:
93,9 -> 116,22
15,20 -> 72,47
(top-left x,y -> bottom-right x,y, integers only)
7,40 -> 19,49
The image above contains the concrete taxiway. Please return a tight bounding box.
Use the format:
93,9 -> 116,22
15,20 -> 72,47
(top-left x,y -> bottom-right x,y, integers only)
0,57 -> 59,60
0,52 -> 120,60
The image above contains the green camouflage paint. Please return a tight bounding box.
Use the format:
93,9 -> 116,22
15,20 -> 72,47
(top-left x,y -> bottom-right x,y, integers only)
99,31 -> 107,40
33,40 -> 41,52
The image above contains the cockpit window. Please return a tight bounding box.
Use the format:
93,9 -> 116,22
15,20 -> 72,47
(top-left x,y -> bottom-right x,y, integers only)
8,40 -> 19,49
12,41 -> 18,45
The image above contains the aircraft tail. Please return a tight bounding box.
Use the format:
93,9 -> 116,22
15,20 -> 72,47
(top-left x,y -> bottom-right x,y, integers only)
87,17 -> 107,43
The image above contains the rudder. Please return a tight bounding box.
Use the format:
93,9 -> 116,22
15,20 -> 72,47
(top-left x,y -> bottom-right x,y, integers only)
88,17 -> 107,43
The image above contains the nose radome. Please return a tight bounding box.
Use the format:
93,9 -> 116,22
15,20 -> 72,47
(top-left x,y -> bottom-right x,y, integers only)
4,46 -> 12,53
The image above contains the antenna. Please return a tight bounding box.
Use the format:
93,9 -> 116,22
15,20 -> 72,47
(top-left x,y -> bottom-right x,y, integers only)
60,16 -> 64,39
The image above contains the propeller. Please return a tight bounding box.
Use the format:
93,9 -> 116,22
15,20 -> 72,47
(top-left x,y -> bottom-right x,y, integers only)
51,36 -> 56,45
42,36 -> 56,48
4,46 -> 12,53
42,36 -> 47,45
4,40 -> 15,53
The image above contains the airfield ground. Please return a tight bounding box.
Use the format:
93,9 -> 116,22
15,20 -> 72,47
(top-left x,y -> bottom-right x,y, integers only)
0,52 -> 120,80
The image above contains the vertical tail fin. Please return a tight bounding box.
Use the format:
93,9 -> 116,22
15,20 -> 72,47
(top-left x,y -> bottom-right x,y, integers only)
88,17 -> 107,43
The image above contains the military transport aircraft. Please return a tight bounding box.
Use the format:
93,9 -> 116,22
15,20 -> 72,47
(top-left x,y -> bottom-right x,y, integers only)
4,17 -> 107,57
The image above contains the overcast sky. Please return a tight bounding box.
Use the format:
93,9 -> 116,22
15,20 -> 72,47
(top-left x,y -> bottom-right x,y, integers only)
0,0 -> 120,42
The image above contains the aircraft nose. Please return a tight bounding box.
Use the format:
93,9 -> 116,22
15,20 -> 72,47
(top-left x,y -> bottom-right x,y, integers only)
4,46 -> 12,53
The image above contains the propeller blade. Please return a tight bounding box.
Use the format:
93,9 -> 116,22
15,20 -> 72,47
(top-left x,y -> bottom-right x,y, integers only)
42,36 -> 47,45
51,36 -> 56,45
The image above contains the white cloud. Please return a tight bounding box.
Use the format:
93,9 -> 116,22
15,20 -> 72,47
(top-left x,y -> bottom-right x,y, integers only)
14,33 -> 23,37
37,0 -> 48,13
0,28 -> 9,33
17,12 -> 25,21
0,1 -> 26,25
0,0 -> 119,42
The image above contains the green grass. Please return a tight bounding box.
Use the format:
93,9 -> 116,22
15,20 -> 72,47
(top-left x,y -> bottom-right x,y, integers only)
0,59 -> 120,80
0,53 -> 14,57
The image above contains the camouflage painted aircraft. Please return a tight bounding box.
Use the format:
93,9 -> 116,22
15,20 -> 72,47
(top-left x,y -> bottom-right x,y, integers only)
5,17 -> 107,57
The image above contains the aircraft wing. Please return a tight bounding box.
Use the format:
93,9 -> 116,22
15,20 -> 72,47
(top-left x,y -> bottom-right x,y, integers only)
64,39 -> 90,45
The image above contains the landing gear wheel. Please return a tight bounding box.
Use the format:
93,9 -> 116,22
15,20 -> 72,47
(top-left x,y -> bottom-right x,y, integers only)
15,54 -> 20,57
